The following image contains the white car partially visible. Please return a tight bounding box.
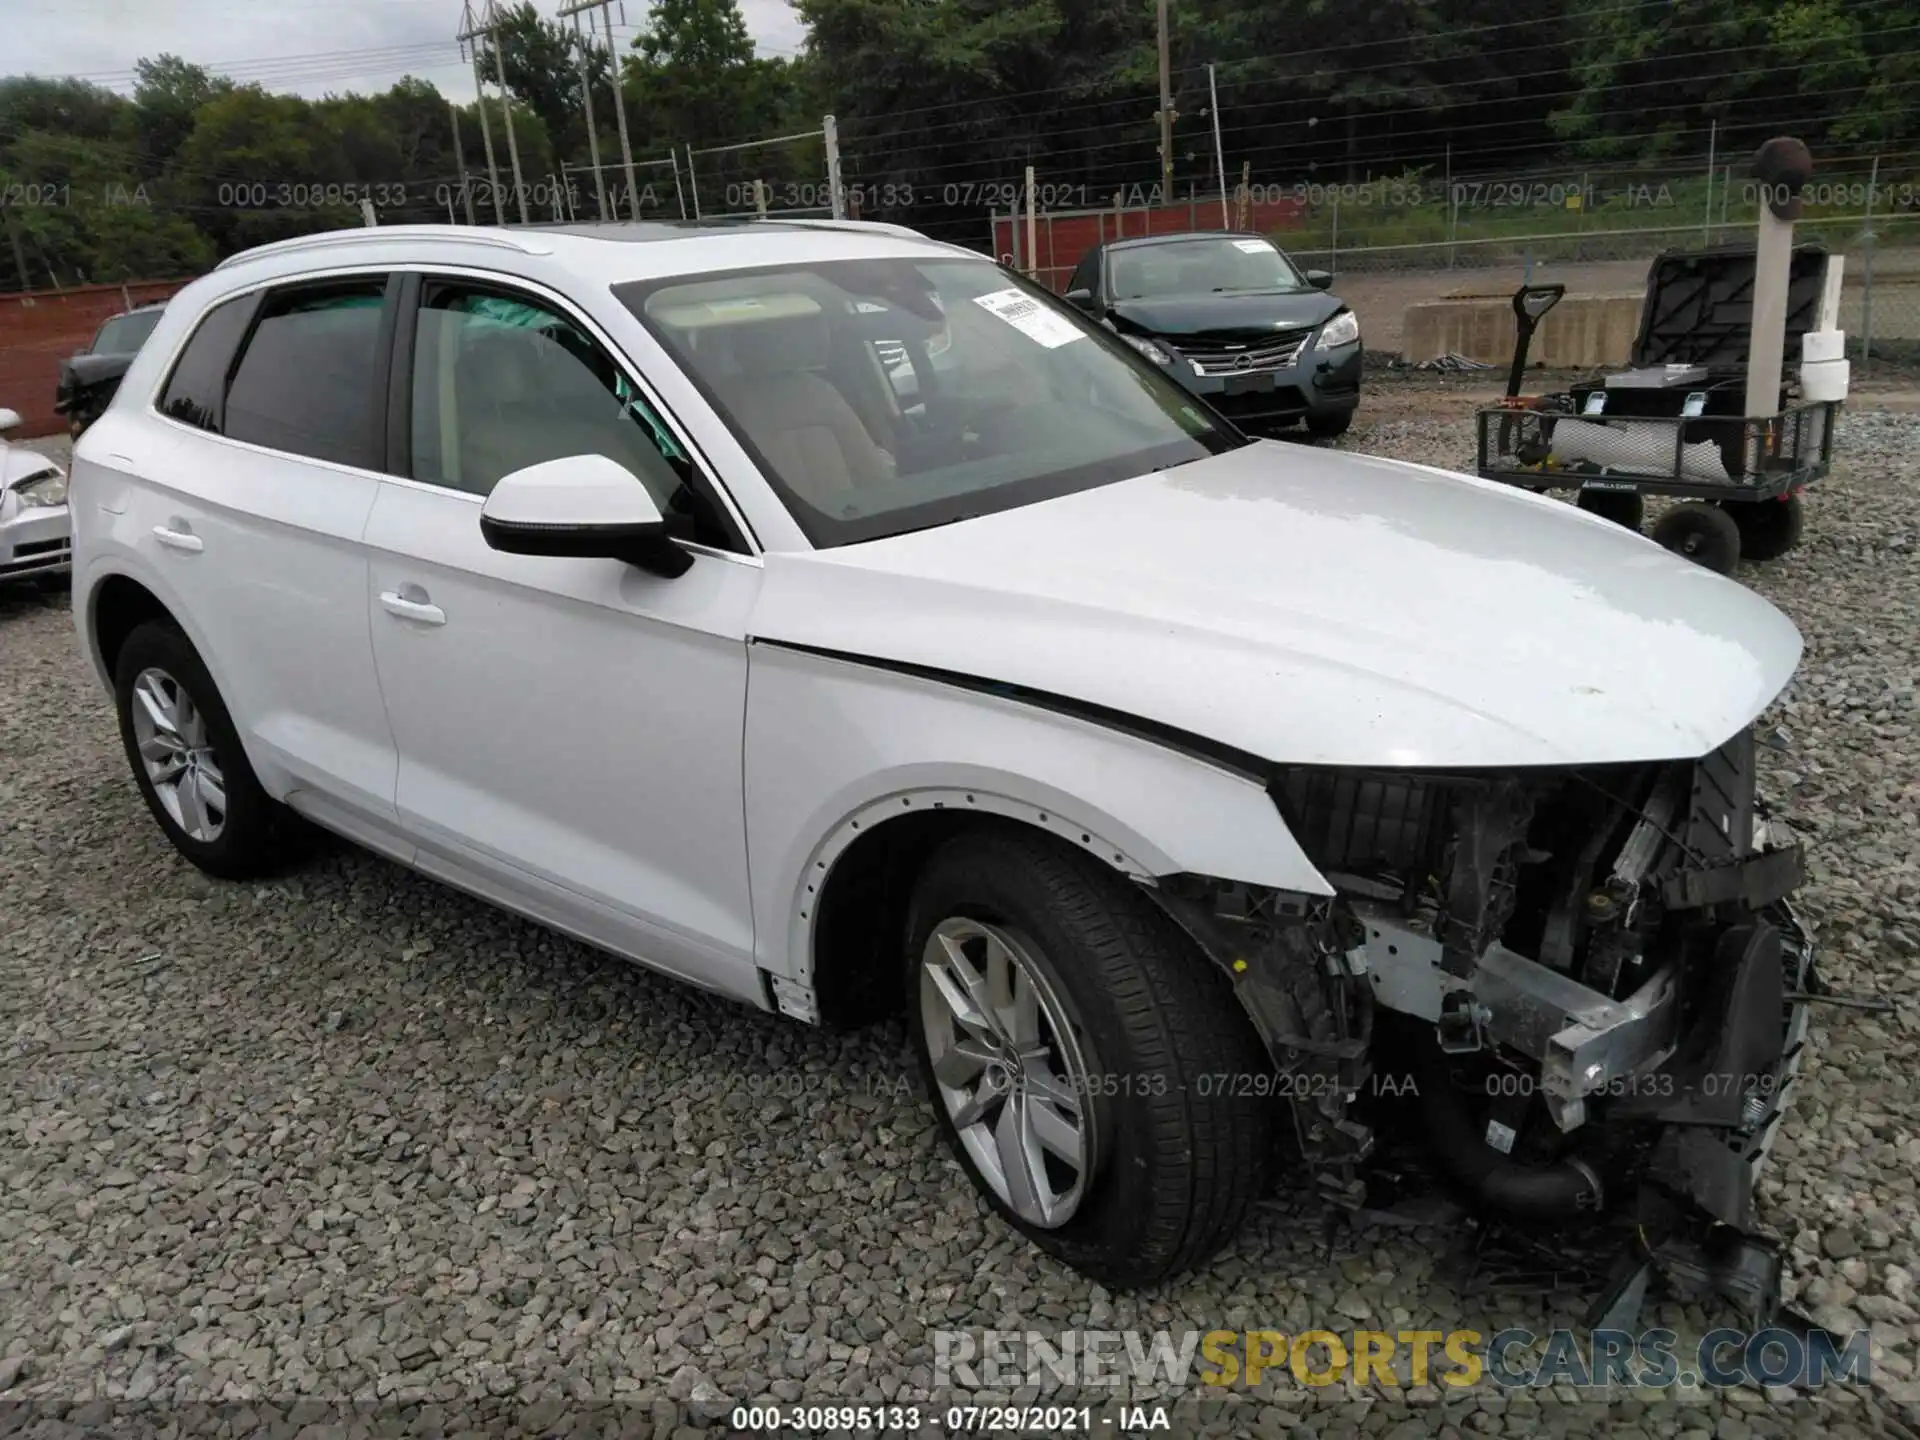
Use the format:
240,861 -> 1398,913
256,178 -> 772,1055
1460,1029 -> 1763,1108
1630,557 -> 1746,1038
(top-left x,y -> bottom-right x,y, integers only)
0,407 -> 71,586
66,222 -> 1817,1298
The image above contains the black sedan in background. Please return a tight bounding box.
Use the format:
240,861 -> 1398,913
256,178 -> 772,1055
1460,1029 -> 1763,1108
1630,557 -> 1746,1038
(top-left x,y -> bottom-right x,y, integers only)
1062,232 -> 1361,437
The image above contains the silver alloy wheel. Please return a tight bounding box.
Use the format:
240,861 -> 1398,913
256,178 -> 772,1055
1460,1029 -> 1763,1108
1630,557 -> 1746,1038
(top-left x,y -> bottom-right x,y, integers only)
920,916 -> 1094,1228
129,667 -> 227,843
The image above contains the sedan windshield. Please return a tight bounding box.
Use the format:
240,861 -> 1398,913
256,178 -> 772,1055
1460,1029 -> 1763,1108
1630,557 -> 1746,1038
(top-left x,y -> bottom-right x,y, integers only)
90,308 -> 163,355
618,257 -> 1242,546
1109,237 -> 1306,300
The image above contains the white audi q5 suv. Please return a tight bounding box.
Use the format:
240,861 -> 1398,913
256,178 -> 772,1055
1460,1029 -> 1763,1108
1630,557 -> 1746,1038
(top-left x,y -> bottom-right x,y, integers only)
71,220 -> 1816,1303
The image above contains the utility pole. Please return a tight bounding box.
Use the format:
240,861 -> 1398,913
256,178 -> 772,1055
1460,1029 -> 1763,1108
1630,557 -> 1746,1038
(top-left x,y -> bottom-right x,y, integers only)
486,1 -> 531,224
458,0 -> 505,223
571,10 -> 608,220
1156,0 -> 1174,206
448,102 -> 476,223
559,0 -> 641,220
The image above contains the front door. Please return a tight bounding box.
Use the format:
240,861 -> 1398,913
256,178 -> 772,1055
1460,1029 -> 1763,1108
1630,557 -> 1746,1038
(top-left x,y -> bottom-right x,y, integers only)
363,273 -> 761,995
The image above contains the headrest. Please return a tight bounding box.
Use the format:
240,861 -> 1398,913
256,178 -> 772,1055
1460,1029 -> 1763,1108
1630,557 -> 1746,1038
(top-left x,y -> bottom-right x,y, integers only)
456,327 -> 552,407
721,310 -> 832,379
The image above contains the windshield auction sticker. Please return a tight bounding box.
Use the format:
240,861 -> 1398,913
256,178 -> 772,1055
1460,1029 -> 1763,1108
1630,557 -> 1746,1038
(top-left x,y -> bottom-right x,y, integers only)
973,287 -> 1085,347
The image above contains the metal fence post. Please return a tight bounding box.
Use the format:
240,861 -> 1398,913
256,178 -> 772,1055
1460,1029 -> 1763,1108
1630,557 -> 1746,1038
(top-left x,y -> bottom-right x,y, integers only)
824,114 -> 846,219
1861,154 -> 1879,364
1330,194 -> 1339,277
686,143 -> 701,220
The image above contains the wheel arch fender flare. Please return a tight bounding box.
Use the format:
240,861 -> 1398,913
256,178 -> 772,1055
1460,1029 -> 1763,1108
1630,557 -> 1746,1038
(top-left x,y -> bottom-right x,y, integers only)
79,558 -> 269,780
772,759 -> 1333,994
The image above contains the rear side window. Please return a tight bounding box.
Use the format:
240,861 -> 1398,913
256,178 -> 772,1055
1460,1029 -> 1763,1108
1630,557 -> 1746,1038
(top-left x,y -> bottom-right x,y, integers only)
159,294 -> 258,433
223,279 -> 388,469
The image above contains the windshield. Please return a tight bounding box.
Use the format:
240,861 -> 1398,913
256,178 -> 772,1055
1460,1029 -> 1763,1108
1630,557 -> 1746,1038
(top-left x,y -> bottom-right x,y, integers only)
618,257 -> 1242,547
91,308 -> 163,355
1109,237 -> 1306,300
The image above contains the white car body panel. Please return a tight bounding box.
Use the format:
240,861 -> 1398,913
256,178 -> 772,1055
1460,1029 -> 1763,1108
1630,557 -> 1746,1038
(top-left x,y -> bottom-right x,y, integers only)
743,642 -> 1332,983
752,441 -> 1803,770
362,478 -> 762,997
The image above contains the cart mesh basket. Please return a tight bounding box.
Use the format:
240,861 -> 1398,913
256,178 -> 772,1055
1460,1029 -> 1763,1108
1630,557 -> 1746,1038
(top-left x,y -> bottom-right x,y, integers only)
1477,400 -> 1837,495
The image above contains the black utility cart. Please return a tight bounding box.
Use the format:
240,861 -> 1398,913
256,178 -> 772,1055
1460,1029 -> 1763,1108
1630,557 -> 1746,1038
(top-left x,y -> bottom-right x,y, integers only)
1476,244 -> 1842,575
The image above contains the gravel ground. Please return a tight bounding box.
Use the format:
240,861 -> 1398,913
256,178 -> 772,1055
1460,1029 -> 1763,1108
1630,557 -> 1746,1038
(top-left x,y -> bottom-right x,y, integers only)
2,400 -> 1917,1438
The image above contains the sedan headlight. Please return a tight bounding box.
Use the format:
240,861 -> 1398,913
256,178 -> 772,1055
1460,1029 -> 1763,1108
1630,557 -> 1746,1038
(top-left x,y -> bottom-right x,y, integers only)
1318,310 -> 1361,349
12,471 -> 68,508
1118,333 -> 1176,366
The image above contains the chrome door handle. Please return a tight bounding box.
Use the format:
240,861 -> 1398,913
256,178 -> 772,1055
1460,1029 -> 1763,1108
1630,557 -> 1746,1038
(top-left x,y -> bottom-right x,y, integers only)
379,589 -> 446,626
152,525 -> 203,554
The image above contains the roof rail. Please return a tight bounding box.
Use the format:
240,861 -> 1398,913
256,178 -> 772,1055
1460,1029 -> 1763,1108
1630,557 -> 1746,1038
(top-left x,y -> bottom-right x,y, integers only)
214,225 -> 552,271
754,217 -> 929,240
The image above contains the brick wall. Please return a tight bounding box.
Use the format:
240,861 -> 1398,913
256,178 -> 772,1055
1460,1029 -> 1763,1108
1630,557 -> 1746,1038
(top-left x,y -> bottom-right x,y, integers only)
0,280 -> 191,438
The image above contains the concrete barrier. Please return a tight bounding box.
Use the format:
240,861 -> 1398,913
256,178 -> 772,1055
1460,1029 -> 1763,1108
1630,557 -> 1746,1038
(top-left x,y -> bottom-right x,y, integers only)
1401,289 -> 1643,367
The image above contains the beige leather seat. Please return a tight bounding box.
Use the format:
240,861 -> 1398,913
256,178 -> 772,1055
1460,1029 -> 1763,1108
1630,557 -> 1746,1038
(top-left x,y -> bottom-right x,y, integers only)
711,311 -> 895,515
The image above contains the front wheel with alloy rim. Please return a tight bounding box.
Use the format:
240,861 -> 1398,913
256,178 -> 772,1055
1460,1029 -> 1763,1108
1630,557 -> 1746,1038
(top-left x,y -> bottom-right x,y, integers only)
905,829 -> 1279,1286
113,619 -> 302,879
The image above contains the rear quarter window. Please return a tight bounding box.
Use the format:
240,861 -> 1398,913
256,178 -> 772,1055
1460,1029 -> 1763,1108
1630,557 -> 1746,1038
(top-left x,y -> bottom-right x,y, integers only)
158,293 -> 260,433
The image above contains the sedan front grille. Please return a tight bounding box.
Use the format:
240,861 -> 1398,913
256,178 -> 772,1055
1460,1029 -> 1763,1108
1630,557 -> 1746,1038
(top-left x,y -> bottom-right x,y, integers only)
1180,328 -> 1315,376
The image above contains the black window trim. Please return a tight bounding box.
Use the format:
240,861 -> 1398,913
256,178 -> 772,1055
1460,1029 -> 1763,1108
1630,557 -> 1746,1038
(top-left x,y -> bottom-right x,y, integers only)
391,267 -> 754,557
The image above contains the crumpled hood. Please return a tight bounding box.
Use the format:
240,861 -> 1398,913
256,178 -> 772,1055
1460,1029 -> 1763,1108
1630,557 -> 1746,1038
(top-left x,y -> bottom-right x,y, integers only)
1108,290 -> 1343,340
750,442 -> 1803,770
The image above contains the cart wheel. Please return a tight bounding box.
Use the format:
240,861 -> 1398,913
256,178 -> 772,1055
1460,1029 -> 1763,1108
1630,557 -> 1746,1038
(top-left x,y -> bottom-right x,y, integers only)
1652,501 -> 1742,575
1724,494 -> 1804,562
1576,489 -> 1645,532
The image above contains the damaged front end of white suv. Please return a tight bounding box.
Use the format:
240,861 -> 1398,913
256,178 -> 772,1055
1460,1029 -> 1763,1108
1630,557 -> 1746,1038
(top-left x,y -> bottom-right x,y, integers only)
1151,724 -> 1814,1326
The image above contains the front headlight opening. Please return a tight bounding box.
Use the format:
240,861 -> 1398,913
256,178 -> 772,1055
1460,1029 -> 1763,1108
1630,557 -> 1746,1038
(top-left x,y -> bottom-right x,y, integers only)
13,472 -> 68,508
1319,310 -> 1360,348
1118,333 -> 1175,366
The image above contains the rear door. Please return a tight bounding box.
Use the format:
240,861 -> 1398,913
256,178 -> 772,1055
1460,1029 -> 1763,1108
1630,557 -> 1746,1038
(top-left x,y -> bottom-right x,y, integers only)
134,272 -> 403,845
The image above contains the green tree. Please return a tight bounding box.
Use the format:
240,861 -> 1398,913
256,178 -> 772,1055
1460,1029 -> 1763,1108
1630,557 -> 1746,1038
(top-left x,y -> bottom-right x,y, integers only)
122,55 -> 231,177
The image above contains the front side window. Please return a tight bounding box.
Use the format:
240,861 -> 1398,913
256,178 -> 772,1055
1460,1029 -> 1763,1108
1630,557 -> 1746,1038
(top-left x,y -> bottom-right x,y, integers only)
1108,237 -> 1306,300
223,279 -> 388,469
407,281 -> 731,548
618,258 -> 1242,547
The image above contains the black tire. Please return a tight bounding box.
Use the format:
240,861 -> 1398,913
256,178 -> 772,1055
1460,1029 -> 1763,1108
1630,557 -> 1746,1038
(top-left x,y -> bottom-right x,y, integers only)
904,829 -> 1277,1286
1305,409 -> 1354,438
1725,494 -> 1804,562
112,619 -> 300,879
1575,488 -> 1645,531
1651,501 -> 1742,575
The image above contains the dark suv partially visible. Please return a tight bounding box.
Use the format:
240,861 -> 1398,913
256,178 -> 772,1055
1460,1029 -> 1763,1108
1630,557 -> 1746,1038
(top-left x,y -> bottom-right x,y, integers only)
55,301 -> 168,439
1062,232 -> 1361,437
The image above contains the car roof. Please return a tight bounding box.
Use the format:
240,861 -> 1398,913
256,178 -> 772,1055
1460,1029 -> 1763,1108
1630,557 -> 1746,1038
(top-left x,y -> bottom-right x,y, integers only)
1103,231 -> 1274,254
208,219 -> 978,290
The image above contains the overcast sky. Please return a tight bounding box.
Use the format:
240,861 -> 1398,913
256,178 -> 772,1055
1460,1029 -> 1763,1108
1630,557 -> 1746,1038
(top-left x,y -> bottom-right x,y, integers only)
1,0 -> 806,101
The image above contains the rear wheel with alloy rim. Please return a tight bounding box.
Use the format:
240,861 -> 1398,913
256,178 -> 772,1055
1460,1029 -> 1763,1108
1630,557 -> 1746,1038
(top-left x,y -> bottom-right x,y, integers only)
113,619 -> 302,878
905,828 -> 1279,1286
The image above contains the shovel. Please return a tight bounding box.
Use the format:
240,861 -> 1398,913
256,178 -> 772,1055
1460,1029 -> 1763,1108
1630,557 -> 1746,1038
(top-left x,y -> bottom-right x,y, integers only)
1505,283 -> 1566,401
